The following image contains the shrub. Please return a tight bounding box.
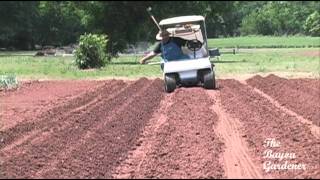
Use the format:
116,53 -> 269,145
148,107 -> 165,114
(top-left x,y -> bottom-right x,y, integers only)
75,33 -> 108,69
304,11 -> 320,37
0,74 -> 18,90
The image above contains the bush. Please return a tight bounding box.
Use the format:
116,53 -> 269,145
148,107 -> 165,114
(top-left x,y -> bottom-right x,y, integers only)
75,33 -> 108,69
304,11 -> 320,37
0,74 -> 18,90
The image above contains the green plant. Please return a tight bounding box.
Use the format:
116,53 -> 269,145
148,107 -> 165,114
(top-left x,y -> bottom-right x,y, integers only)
0,74 -> 18,90
74,33 -> 108,69
304,11 -> 320,37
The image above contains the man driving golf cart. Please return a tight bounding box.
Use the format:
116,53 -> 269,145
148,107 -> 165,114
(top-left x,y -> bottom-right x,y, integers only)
141,15 -> 216,93
140,30 -> 190,64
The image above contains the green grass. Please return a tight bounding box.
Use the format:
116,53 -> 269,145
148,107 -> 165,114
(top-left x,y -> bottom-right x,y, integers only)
0,55 -> 163,80
213,48 -> 319,78
208,36 -> 320,48
0,48 -> 319,80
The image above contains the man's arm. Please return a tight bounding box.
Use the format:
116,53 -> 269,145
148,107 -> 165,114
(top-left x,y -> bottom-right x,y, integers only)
139,51 -> 157,64
140,42 -> 161,64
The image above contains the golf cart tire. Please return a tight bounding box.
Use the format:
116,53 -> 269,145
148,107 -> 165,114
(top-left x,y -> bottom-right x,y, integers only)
203,70 -> 215,89
165,74 -> 176,93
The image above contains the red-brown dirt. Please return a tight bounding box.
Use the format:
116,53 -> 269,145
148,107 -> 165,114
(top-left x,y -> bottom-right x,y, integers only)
300,50 -> 320,57
0,80 -> 105,130
0,75 -> 319,178
247,74 -> 320,126
290,49 -> 320,58
219,79 -> 319,178
115,87 -> 224,179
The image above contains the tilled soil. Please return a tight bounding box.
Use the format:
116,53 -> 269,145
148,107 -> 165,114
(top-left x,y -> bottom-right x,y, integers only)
299,50 -> 320,57
247,74 -> 320,126
0,80 -> 104,130
115,88 -> 224,179
219,79 -> 319,179
0,75 -> 319,178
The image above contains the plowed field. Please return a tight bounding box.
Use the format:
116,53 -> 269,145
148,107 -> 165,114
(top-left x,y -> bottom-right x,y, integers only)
1,75 -> 319,178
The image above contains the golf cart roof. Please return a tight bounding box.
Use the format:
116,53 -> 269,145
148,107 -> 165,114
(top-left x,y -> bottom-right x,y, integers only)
166,24 -> 204,43
159,15 -> 205,26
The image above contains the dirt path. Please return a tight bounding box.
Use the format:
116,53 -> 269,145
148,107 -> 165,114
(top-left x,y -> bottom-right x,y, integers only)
113,91 -> 175,178
247,74 -> 320,126
0,78 -> 164,178
0,80 -> 125,151
34,78 -> 163,178
206,90 -> 265,179
243,81 -> 320,139
114,87 -> 224,179
220,79 -> 320,178
0,80 -> 104,130
1,75 -> 319,178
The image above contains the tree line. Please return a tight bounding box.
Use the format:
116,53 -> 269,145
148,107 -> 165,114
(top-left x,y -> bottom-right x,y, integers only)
0,1 -> 319,54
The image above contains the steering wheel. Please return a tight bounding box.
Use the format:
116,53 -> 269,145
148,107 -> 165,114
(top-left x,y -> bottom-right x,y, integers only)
187,39 -> 203,51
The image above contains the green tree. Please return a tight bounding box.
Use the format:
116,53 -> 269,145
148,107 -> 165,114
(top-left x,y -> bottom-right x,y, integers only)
1,1 -> 317,51
0,1 -> 39,49
36,1 -> 85,46
240,1 -> 319,36
77,1 -> 236,56
304,11 -> 320,36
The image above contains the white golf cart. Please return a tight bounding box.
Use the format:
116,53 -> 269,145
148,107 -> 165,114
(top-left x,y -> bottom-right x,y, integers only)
158,15 -> 219,93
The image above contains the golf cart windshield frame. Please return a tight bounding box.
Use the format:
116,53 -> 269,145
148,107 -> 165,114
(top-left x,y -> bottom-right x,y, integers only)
160,20 -> 209,61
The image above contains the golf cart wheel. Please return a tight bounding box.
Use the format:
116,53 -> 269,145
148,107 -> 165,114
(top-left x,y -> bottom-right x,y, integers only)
165,74 -> 176,93
203,70 -> 216,89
